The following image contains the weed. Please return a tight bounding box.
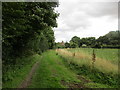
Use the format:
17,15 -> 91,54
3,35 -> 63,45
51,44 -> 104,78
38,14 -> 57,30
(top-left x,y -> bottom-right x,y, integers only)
57,49 -> 118,88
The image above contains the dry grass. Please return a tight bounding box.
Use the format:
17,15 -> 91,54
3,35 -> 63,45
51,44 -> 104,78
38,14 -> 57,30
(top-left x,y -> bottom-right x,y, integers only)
56,49 -> 118,74
94,57 -> 118,74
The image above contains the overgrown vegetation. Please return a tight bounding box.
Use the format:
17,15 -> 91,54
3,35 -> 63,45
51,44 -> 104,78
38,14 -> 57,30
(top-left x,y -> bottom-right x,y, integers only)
3,54 -> 41,88
68,48 -> 118,64
2,2 -> 58,83
56,49 -> 119,88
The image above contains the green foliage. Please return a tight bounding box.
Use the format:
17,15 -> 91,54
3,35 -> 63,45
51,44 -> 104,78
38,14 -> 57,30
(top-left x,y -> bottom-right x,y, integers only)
29,50 -> 80,88
70,42 -> 78,48
67,30 -> 119,49
3,54 -> 41,88
55,41 -> 65,48
2,2 -> 58,83
70,36 -> 81,48
81,37 -> 96,47
59,49 -> 118,88
93,42 -> 101,48
69,36 -> 96,48
97,30 -> 120,48
65,42 -> 70,48
43,27 -> 55,49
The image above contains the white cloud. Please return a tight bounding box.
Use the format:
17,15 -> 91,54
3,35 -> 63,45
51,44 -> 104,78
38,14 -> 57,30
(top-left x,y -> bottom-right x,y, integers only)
54,0 -> 118,42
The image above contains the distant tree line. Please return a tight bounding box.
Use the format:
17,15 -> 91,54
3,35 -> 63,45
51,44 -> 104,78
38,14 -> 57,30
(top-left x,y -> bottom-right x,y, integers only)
56,31 -> 120,49
2,2 -> 58,76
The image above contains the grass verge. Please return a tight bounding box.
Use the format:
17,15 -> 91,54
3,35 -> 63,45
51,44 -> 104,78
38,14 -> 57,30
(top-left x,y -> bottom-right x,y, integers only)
2,54 -> 41,88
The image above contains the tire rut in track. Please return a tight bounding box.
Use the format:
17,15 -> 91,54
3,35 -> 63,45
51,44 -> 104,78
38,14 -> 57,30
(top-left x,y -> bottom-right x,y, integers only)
17,59 -> 41,89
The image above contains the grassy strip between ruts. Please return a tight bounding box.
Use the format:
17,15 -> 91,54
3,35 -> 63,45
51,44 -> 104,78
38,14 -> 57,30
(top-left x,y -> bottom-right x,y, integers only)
28,50 -> 82,88
3,54 -> 41,88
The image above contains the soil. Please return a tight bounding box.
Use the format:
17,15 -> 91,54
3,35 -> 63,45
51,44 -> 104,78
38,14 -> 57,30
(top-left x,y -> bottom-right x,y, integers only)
61,75 -> 92,88
17,60 -> 40,89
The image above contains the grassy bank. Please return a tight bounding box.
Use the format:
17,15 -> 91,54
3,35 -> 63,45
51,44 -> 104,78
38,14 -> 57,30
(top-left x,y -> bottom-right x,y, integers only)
57,49 -> 118,88
3,54 -> 41,88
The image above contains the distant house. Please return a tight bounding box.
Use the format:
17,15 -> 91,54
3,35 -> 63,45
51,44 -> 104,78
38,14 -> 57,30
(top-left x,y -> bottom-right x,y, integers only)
56,41 -> 65,48
60,41 -> 65,46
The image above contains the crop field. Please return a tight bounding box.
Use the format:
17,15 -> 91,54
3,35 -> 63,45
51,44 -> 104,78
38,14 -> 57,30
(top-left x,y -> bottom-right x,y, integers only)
68,48 -> 118,64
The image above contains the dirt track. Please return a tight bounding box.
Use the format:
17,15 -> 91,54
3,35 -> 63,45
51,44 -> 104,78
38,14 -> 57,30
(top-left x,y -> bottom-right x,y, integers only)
18,60 -> 40,89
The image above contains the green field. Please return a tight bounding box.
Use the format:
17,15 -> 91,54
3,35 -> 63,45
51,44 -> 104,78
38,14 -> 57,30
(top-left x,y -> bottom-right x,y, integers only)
68,48 -> 118,64
3,48 -> 119,88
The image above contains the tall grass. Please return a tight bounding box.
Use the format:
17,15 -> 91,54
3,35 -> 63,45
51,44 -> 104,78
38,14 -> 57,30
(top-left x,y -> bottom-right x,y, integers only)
3,54 -> 41,88
57,49 -> 118,74
68,48 -> 118,64
56,49 -> 119,87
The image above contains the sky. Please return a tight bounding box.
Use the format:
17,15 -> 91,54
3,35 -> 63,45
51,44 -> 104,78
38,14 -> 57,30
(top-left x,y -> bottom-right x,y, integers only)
53,0 -> 118,42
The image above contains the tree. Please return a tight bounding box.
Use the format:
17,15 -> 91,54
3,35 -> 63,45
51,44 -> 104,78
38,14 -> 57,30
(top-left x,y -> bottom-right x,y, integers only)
2,2 -> 59,79
43,27 -> 55,49
70,36 -> 80,48
96,30 -> 120,48
65,42 -> 70,48
81,37 -> 96,47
